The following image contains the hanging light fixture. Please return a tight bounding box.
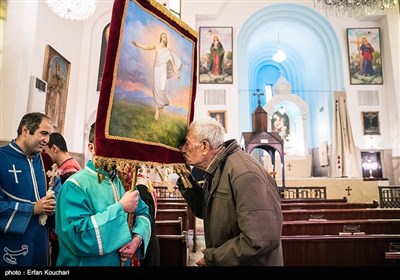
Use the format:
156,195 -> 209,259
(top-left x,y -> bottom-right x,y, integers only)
314,0 -> 399,17
45,0 -> 96,21
272,32 -> 287,63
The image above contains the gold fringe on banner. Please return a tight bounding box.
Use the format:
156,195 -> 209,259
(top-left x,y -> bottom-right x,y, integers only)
174,166 -> 192,189
93,156 -> 191,189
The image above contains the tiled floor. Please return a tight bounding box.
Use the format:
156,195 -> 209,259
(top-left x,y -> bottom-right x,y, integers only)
187,218 -> 205,266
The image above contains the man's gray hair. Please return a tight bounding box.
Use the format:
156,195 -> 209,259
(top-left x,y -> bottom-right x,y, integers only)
188,117 -> 225,149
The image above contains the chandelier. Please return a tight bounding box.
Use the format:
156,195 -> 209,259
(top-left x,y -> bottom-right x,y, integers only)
272,32 -> 287,63
45,0 -> 96,21
314,0 -> 399,17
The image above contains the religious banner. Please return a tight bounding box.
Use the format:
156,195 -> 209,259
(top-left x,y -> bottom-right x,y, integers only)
331,91 -> 361,178
95,0 -> 197,178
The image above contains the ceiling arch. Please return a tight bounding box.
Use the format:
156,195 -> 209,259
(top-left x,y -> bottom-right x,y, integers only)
237,3 -> 344,148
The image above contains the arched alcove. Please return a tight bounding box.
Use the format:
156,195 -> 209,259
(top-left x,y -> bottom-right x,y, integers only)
237,3 -> 345,153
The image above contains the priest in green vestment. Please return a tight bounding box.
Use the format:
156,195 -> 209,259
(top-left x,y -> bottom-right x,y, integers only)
55,123 -> 151,266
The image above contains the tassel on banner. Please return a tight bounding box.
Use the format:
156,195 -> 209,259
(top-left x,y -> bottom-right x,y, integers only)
165,167 -> 174,193
93,155 -> 190,190
131,164 -> 139,191
175,166 -> 192,189
154,166 -> 165,182
147,178 -> 154,193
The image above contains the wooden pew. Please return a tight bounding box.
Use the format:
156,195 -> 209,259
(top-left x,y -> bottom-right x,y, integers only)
157,197 -> 186,204
156,208 -> 189,232
157,234 -> 189,266
157,202 -> 188,209
281,197 -> 347,203
283,208 -> 400,221
157,202 -> 198,252
157,202 -> 196,231
282,234 -> 400,266
156,218 -> 183,235
281,200 -> 379,210
283,219 -> 400,235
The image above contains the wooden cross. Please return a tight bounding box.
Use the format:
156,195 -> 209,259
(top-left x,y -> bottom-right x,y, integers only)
46,163 -> 59,189
287,163 -> 293,171
349,36 -> 363,74
39,164 -> 58,226
345,186 -> 352,196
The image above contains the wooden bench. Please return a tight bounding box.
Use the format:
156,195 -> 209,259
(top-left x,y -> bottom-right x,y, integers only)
157,202 -> 196,229
283,208 -> 400,221
157,234 -> 189,266
156,208 -> 189,232
157,197 -> 186,204
282,234 -> 400,266
283,219 -> 400,235
157,202 -> 198,252
281,200 -> 379,210
281,197 -> 347,203
157,202 -> 188,209
156,218 -> 183,235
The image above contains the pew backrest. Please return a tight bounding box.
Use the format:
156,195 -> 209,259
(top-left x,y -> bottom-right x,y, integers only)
283,208 -> 400,221
156,208 -> 189,231
282,234 -> 400,266
157,234 -> 189,266
283,218 -> 400,235
281,197 -> 347,203
281,200 -> 379,210
156,218 -> 183,235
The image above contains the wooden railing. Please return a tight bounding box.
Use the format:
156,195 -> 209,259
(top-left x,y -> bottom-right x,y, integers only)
378,185 -> 400,208
154,185 -> 183,199
279,186 -> 327,199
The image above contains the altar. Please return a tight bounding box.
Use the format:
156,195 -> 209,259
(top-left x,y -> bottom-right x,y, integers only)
263,154 -> 312,178
276,177 -> 389,203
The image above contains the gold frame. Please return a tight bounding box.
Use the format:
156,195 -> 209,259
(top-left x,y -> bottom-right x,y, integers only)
199,26 -> 233,84
362,111 -> 380,135
42,45 -> 71,134
208,110 -> 227,133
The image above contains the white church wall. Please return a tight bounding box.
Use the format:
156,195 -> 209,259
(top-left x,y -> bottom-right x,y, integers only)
1,1 -> 39,141
1,1 -> 398,182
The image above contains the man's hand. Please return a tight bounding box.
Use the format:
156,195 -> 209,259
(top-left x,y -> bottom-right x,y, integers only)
118,235 -> 142,262
119,190 -> 139,213
195,247 -> 207,266
34,190 -> 56,216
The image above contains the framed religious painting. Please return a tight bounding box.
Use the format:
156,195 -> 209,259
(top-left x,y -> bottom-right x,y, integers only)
347,28 -> 383,85
94,0 -> 197,167
42,44 -> 71,134
199,26 -> 233,84
97,23 -> 110,91
208,110 -> 227,133
362,111 -> 380,135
